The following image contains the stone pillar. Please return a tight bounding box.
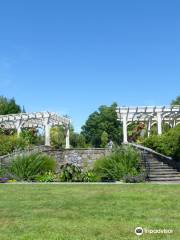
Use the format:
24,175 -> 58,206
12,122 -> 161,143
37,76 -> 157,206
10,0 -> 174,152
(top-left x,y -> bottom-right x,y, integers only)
147,121 -> 151,137
122,114 -> 128,143
45,123 -> 51,146
65,128 -> 70,149
16,121 -> 22,136
157,113 -> 162,135
17,126 -> 22,136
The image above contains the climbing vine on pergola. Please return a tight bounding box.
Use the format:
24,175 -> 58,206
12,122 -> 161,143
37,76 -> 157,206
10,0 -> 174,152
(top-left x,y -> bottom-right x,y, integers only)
0,112 -> 71,148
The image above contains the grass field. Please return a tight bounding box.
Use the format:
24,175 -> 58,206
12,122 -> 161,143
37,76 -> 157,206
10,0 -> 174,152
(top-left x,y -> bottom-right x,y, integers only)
0,183 -> 180,240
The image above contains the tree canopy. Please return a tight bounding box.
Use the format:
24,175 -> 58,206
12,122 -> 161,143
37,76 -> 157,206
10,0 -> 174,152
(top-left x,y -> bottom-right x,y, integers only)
0,96 -> 22,115
171,96 -> 180,105
81,103 -> 122,147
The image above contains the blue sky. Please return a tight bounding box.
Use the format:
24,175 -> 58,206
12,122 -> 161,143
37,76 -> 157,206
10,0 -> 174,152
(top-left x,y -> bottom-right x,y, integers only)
0,0 -> 179,132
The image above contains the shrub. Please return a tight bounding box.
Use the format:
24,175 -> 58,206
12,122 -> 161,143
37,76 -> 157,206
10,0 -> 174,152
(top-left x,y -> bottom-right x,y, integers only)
0,134 -> 28,156
82,170 -> 98,182
58,164 -> 98,182
143,125 -> 180,160
59,164 -> 83,182
93,146 -> 142,182
36,171 -> 57,182
20,129 -> 39,145
123,173 -> 146,183
8,153 -> 56,181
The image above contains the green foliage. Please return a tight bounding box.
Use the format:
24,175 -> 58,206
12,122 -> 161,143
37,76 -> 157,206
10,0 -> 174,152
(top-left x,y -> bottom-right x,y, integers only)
0,96 -> 22,115
36,171 -> 56,182
70,132 -> 90,148
20,128 -> 39,145
8,153 -> 56,181
93,146 -> 141,181
50,126 -> 66,148
82,170 -> 98,182
100,131 -> 108,148
59,164 -> 83,182
143,125 -> 180,160
0,167 -> 7,178
0,134 -> 28,156
58,164 -> 98,182
77,134 -> 87,148
81,103 -> 123,147
171,95 -> 180,105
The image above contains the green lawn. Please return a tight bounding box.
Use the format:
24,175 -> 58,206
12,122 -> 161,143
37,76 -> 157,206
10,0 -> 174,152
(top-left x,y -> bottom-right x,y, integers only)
0,184 -> 180,240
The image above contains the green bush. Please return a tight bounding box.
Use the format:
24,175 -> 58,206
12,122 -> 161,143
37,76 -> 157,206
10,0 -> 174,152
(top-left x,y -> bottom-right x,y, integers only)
59,164 -> 83,182
0,134 -> 28,156
143,125 -> 180,160
82,170 -> 98,182
36,171 -> 57,182
8,153 -> 56,181
58,164 -> 98,182
93,146 -> 142,182
20,129 -> 39,145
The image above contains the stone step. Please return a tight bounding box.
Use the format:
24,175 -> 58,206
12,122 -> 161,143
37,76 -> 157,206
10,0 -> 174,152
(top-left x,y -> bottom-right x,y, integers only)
150,174 -> 180,178
150,168 -> 177,172
141,150 -> 180,182
150,166 -> 173,170
150,171 -> 179,175
149,162 -> 167,165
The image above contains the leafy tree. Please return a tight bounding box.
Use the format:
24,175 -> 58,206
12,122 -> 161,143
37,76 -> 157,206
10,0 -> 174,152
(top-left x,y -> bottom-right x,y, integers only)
70,132 -> 88,148
100,131 -> 108,148
171,96 -> 180,105
77,134 -> 87,148
50,126 -> 66,148
81,103 -> 123,147
0,96 -> 22,115
20,128 -> 38,145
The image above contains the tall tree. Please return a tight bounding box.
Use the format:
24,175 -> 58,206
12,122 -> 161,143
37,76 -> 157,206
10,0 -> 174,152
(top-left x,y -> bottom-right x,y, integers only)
81,103 -> 123,147
0,96 -> 22,115
171,96 -> 180,105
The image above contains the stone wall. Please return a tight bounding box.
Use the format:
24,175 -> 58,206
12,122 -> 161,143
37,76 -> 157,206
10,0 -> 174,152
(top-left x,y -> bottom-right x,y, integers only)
0,147 -> 111,171
42,148 -> 111,171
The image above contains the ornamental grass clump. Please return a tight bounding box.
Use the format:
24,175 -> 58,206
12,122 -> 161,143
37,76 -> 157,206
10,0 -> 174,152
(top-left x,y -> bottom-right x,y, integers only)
93,146 -> 142,182
8,153 -> 56,181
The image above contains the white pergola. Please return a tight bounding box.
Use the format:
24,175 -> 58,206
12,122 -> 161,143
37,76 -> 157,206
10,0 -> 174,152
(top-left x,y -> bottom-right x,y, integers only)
0,112 -> 71,148
116,106 -> 180,143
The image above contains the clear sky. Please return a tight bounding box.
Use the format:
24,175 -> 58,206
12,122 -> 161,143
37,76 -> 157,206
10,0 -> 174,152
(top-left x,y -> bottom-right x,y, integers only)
0,0 -> 179,131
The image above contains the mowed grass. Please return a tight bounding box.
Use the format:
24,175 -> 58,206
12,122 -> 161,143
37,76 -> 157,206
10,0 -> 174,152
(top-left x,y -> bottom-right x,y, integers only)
0,184 -> 180,240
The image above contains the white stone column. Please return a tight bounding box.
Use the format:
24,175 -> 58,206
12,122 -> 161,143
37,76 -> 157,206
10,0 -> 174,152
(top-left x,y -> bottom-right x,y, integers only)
65,128 -> 70,149
16,121 -> 22,136
17,126 -> 21,136
147,121 -> 151,137
157,113 -> 162,135
45,123 -> 51,146
122,114 -> 128,143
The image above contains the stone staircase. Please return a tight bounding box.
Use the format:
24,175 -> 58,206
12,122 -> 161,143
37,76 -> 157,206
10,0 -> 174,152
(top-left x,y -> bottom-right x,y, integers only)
144,153 -> 180,182
127,143 -> 180,183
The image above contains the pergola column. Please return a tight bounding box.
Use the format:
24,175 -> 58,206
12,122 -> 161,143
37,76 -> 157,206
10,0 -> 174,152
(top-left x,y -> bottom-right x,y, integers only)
65,127 -> 70,149
45,123 -> 51,146
157,113 -> 162,135
16,121 -> 22,136
122,114 -> 128,143
147,120 -> 151,137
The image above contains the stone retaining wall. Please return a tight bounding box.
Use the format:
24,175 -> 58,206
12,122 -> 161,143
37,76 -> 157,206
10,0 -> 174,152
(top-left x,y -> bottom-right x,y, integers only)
44,148 -> 111,171
0,147 -> 111,171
